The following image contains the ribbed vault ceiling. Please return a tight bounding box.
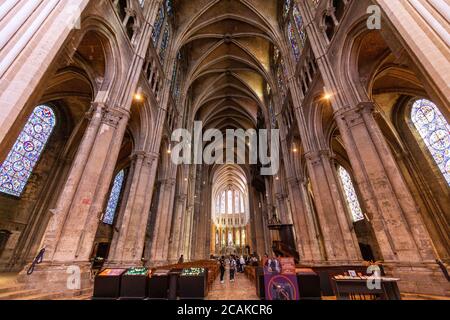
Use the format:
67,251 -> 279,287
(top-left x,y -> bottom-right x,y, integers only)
175,0 -> 279,132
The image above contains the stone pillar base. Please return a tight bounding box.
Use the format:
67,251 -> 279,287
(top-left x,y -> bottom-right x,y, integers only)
16,261 -> 93,295
384,261 -> 450,297
146,260 -> 171,268
104,260 -> 145,269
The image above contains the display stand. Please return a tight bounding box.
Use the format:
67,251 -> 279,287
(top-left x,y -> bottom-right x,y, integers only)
178,268 -> 207,299
120,267 -> 149,300
93,269 -> 127,300
148,269 -> 170,300
168,268 -> 183,300
333,277 -> 401,300
255,267 -> 265,299
296,268 -> 321,300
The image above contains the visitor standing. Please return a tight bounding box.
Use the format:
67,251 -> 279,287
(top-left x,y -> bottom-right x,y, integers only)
236,255 -> 241,273
230,256 -> 237,282
219,256 -> 226,284
219,256 -> 226,283
240,255 -> 246,273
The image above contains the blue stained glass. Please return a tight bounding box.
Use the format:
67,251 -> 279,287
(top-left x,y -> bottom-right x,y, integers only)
166,0 -> 173,16
0,105 -> 56,197
277,64 -> 286,99
284,0 -> 292,17
269,100 -> 277,128
171,52 -> 182,100
411,99 -> 450,185
152,7 -> 165,46
103,170 -> 125,225
220,191 -> 226,214
159,23 -> 170,63
293,6 -> 307,47
338,166 -> 364,222
288,21 -> 300,61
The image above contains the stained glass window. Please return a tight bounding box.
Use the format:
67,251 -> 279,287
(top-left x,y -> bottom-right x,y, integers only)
288,21 -> 300,61
227,190 -> 233,214
0,105 -> 56,197
234,191 -> 240,213
276,64 -> 286,99
273,46 -> 280,64
411,99 -> 450,185
103,170 -> 125,225
215,196 -> 221,215
171,52 -> 182,100
240,193 -> 245,213
338,166 -> 364,222
152,7 -> 165,46
269,100 -> 277,128
166,0 -> 173,16
159,23 -> 170,63
220,191 -> 226,213
293,5 -> 307,48
284,0 -> 292,17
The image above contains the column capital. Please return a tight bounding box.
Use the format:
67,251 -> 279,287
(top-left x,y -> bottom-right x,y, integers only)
305,149 -> 332,165
132,150 -> 159,163
162,178 -> 176,187
333,105 -> 365,128
176,193 -> 187,203
85,101 -> 106,120
287,176 -> 299,187
101,107 -> 131,128
357,101 -> 377,114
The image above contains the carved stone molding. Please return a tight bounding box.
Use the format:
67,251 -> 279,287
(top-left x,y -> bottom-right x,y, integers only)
101,107 -> 130,128
176,194 -> 187,203
305,149 -> 332,166
334,105 -> 365,129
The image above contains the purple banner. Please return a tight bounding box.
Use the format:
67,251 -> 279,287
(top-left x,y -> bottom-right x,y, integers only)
264,258 -> 299,300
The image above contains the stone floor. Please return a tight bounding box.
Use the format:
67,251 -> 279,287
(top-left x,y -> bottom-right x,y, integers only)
207,269 -> 259,300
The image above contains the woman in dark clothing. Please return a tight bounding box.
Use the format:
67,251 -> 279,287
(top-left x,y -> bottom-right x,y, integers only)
219,256 -> 226,284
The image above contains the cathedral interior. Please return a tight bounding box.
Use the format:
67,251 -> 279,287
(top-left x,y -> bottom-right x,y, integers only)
0,0 -> 449,300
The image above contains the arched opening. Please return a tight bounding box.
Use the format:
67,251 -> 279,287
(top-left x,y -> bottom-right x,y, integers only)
332,0 -> 345,22
324,15 -> 335,41
211,165 -> 250,256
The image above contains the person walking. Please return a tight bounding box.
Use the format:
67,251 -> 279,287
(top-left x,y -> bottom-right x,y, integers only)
229,256 -> 237,282
239,255 -> 246,273
219,256 -> 226,284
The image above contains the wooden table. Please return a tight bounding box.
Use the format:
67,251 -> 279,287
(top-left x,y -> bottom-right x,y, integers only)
333,278 -> 401,300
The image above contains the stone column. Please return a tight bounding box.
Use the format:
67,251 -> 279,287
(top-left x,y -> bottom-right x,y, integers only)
148,176 -> 177,266
168,193 -> 187,262
19,104 -> 130,290
374,0 -> 450,115
304,149 -> 361,263
34,101 -> 104,260
183,205 -> 194,260
0,1 -> 91,159
334,103 -> 450,294
107,151 -> 159,267
286,177 -> 322,263
247,184 -> 257,254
